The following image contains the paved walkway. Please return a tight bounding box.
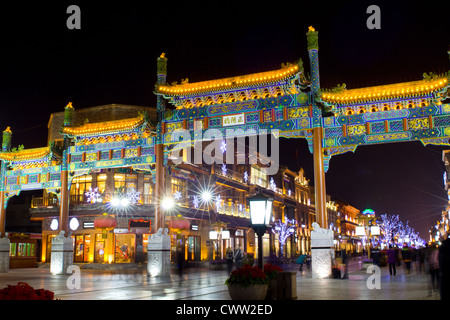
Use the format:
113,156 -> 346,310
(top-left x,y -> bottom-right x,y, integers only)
0,257 -> 441,301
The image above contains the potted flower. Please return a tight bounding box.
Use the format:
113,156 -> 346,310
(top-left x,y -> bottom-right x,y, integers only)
0,282 -> 55,300
264,263 -> 283,300
225,265 -> 268,300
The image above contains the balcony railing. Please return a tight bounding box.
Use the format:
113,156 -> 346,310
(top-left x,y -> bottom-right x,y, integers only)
214,164 -> 245,184
31,196 -> 58,208
217,202 -> 249,219
31,193 -> 154,208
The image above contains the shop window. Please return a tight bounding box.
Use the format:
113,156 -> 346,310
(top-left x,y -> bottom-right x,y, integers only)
97,173 -> 107,194
115,234 -> 135,263
114,173 -> 138,194
74,234 -> 91,262
126,173 -> 137,192
251,166 -> 267,188
114,173 -> 126,193
94,233 -> 106,263
171,177 -> 186,198
10,242 -> 35,257
70,174 -> 92,203
187,236 -> 201,261
143,174 -> 153,204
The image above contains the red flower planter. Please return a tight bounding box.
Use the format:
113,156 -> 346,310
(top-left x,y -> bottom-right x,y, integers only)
0,282 -> 55,300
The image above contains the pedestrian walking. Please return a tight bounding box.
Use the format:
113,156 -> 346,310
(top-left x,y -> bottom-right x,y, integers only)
234,245 -> 243,269
306,253 -> 311,271
402,244 -> 412,274
418,246 -> 426,274
387,245 -> 397,276
411,248 -> 417,272
226,247 -> 234,275
340,249 -> 349,279
428,244 -> 440,295
176,246 -> 185,278
296,254 -> 306,271
439,232 -> 450,301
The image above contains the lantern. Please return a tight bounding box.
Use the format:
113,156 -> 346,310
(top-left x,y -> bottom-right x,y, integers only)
94,213 -> 117,239
168,214 -> 190,233
247,192 -> 273,270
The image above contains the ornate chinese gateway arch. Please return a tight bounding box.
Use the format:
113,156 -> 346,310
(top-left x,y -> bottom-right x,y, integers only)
0,27 -> 448,276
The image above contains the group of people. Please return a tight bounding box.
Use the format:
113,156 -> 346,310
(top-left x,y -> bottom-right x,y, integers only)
225,246 -> 243,274
385,233 -> 450,301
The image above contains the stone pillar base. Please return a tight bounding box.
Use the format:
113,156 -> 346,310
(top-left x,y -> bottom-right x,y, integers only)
0,237 -> 10,273
311,248 -> 334,279
147,228 -> 171,277
311,222 -> 334,279
50,231 -> 74,275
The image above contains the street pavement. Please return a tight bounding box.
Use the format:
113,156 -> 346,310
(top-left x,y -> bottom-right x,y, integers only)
0,256 -> 441,301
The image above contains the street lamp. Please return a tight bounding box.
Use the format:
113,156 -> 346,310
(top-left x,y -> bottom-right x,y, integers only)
248,192 -> 273,270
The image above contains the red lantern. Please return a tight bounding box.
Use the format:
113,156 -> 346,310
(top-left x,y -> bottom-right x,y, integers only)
94,213 -> 117,239
168,215 -> 190,233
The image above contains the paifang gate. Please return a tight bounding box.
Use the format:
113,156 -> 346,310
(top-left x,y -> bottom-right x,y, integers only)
153,26 -> 450,232
0,27 -> 448,275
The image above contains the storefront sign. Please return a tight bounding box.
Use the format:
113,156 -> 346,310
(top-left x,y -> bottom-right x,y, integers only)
222,113 -> 245,127
83,222 -> 94,229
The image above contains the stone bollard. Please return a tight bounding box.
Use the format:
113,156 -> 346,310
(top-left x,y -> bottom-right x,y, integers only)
147,228 -> 171,277
311,222 -> 334,279
50,231 -> 74,275
0,237 -> 10,273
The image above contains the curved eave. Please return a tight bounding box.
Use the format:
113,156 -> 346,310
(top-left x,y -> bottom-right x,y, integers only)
320,78 -> 449,106
0,147 -> 51,163
156,65 -> 302,98
61,114 -> 149,138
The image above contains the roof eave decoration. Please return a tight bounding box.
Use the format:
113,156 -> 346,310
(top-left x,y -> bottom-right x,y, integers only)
61,112 -> 151,138
320,76 -> 449,106
156,61 -> 304,98
0,146 -> 52,162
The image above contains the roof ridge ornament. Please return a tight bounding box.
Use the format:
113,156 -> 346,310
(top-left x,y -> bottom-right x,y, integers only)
306,26 -> 319,51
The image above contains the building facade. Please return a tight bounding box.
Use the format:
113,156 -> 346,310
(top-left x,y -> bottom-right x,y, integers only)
2,103 -> 319,266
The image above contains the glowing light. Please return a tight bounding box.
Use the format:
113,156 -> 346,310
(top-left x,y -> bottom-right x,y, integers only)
69,218 -> 79,231
85,187 -> 101,203
201,190 -> 213,203
110,197 -> 121,207
161,197 -> 175,210
220,140 -> 227,153
173,191 -> 182,201
50,219 -> 58,231
120,197 -> 130,207
192,195 -> 200,209
215,195 -> 222,211
270,177 -> 276,191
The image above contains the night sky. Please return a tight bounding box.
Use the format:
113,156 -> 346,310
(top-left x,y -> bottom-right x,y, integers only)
1,1 -> 449,238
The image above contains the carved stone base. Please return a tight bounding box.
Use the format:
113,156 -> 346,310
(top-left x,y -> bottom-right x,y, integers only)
147,228 -> 171,277
311,222 -> 334,279
0,237 -> 10,273
50,231 -> 74,275
311,248 -> 333,279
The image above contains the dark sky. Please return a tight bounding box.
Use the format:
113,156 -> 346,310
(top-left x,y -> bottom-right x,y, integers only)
1,1 -> 449,238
